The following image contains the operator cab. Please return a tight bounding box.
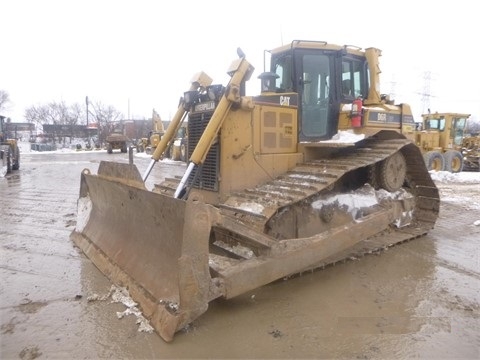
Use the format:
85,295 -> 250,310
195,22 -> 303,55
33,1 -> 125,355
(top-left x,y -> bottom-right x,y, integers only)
423,113 -> 469,147
267,41 -> 370,141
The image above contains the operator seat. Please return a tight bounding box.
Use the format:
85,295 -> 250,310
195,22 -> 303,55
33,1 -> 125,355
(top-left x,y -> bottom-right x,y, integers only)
342,79 -> 352,97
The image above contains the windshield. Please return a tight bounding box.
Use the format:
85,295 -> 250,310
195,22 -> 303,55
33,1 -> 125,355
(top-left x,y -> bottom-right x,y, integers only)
425,118 -> 445,131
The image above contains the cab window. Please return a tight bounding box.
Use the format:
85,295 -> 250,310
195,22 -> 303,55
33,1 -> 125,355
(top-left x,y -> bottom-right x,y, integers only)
274,55 -> 293,92
451,117 -> 467,145
342,59 -> 364,99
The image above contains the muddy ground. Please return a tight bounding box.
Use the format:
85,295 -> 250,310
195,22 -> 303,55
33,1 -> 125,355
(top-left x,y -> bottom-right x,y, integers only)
1,148 -> 479,359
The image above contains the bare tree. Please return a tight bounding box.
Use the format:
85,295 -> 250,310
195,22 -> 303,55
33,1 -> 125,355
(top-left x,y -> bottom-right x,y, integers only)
88,100 -> 123,144
0,90 -> 11,113
24,99 -> 123,145
25,101 -> 74,126
66,103 -> 84,125
25,104 -> 52,126
25,101 -> 121,125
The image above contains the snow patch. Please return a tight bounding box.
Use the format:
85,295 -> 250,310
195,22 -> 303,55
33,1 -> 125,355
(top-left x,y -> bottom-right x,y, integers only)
429,170 -> 480,184
75,196 -> 92,232
298,130 -> 365,145
312,185 -> 379,218
312,184 -> 414,226
319,130 -> 365,144
237,202 -> 264,215
214,240 -> 255,259
88,285 -> 154,333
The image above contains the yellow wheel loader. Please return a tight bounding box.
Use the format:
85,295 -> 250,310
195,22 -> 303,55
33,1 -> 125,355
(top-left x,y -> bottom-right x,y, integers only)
70,41 -> 440,342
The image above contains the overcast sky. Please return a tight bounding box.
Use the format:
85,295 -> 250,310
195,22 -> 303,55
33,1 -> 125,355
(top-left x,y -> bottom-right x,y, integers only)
2,0 -> 478,124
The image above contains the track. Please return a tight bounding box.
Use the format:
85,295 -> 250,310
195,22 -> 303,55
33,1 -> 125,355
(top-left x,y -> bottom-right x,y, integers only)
157,137 -> 440,280
210,137 -> 439,277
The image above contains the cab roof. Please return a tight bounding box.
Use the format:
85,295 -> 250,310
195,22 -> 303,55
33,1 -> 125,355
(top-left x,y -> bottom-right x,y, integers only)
269,40 -> 375,57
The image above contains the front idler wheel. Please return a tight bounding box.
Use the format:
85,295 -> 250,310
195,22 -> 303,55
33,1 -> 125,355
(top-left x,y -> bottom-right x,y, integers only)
378,151 -> 406,192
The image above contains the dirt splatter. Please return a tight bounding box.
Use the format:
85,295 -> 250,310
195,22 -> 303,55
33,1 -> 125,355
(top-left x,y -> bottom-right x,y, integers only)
15,299 -> 48,314
19,346 -> 42,360
1,317 -> 18,334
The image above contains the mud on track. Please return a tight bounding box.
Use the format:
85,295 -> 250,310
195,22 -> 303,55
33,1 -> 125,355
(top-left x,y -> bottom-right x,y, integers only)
1,149 -> 479,359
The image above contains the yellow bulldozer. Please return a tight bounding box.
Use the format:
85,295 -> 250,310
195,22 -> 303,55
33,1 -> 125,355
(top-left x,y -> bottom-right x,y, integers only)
415,112 -> 471,172
70,41 -> 440,342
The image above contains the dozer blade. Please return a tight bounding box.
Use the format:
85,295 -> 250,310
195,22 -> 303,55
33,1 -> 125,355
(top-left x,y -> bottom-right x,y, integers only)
70,161 -> 215,342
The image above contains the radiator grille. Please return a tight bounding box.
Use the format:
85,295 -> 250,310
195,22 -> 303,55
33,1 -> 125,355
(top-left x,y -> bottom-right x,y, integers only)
187,110 -> 219,191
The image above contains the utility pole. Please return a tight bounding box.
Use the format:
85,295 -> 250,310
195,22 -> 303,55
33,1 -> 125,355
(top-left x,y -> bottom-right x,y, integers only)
86,96 -> 90,148
389,74 -> 396,100
420,71 -> 432,114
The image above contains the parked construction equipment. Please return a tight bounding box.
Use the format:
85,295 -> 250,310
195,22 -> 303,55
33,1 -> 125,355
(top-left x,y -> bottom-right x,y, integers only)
415,112 -> 470,172
165,124 -> 187,161
462,134 -> 480,171
142,109 -> 166,154
137,109 -> 165,154
0,115 -> 20,176
105,122 -> 128,154
71,41 -> 440,342
137,109 -> 187,161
